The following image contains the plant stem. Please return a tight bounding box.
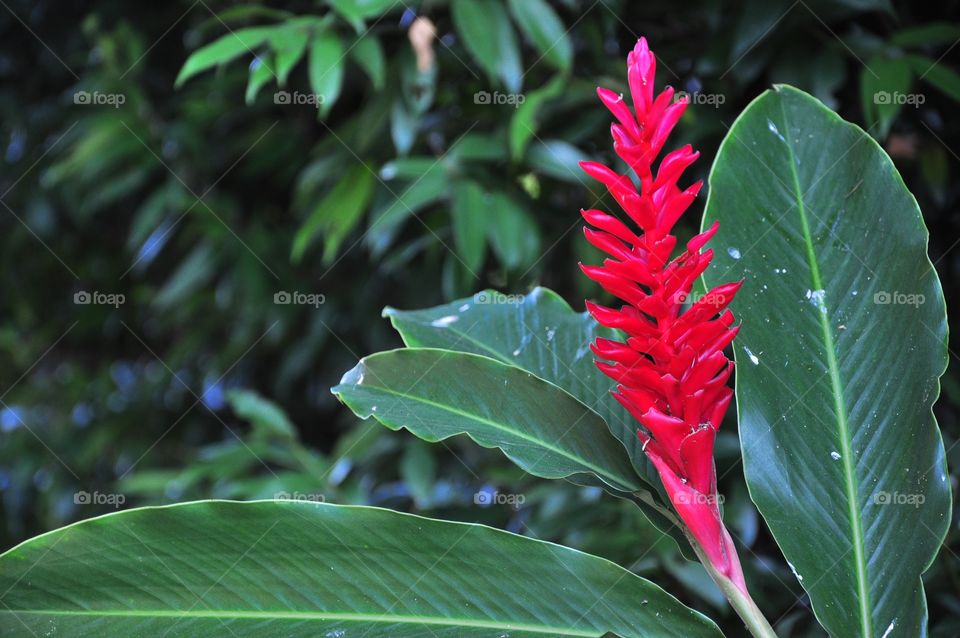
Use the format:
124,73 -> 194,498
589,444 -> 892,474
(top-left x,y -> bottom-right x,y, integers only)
686,533 -> 779,638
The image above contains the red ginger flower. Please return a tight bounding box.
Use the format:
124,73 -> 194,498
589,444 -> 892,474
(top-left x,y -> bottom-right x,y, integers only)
579,37 -> 746,592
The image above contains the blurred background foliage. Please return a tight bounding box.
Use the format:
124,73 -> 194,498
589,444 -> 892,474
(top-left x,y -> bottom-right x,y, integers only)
2,0 -> 959,635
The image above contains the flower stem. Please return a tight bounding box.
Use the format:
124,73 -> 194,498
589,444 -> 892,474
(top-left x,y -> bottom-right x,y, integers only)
686,532 -> 779,638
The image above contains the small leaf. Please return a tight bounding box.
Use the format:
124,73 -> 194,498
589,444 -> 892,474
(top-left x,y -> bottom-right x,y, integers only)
507,0 -> 572,72
526,139 -> 589,182
510,74 -> 566,160
365,161 -> 450,255
350,33 -> 386,89
226,389 -> 296,438
485,191 -> 540,270
906,54 -> 960,102
176,26 -> 276,87
451,179 -> 489,271
860,56 -> 912,138
292,163 -> 375,263
451,0 -> 523,92
270,26 -> 309,86
245,53 -> 275,104
308,30 -> 345,117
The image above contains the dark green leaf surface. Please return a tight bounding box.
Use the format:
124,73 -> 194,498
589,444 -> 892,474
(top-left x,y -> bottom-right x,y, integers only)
507,0 -> 572,72
703,84 -> 950,637
0,501 -> 722,637
333,348 -> 643,493
381,289 -> 688,551
451,0 -> 523,92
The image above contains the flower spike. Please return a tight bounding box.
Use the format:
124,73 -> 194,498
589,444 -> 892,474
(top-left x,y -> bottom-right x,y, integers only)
579,37 -> 746,593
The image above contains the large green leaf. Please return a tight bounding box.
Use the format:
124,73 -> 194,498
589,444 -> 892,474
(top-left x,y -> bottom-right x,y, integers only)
703,84 -> 950,637
333,347 -> 642,493
507,0 -> 572,72
0,501 -> 722,637
381,289 -> 688,552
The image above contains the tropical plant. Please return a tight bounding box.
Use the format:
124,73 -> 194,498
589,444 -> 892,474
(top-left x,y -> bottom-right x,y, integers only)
1,34 -> 950,637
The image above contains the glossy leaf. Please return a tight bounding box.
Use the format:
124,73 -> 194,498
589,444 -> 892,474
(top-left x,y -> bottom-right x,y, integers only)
703,84 -> 950,637
451,0 -> 523,93
382,289 -> 687,550
334,347 -> 644,492
0,501 -> 721,637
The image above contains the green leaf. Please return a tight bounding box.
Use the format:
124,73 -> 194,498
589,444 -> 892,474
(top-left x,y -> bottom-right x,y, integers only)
333,348 -> 643,493
526,139 -> 589,183
906,54 -> 960,102
860,56 -> 912,138
451,0 -> 523,93
308,31 -> 345,118
365,162 -> 451,255
176,26 -> 276,87
703,85 -> 950,637
349,33 -> 386,89
270,25 -> 309,86
381,288 -> 686,551
226,389 -> 296,438
245,53 -> 275,104
451,180 -> 489,271
327,0 -> 402,29
510,75 -> 566,160
507,0 -> 572,72
0,501 -> 722,637
485,191 -> 540,269
891,22 -> 960,48
292,163 -> 375,263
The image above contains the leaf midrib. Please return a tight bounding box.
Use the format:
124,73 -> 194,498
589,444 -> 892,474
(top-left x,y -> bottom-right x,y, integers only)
778,97 -> 873,636
351,364 -> 639,492
0,609 -> 604,636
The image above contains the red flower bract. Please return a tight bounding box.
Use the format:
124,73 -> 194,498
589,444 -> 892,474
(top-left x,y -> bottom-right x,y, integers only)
579,37 -> 746,591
